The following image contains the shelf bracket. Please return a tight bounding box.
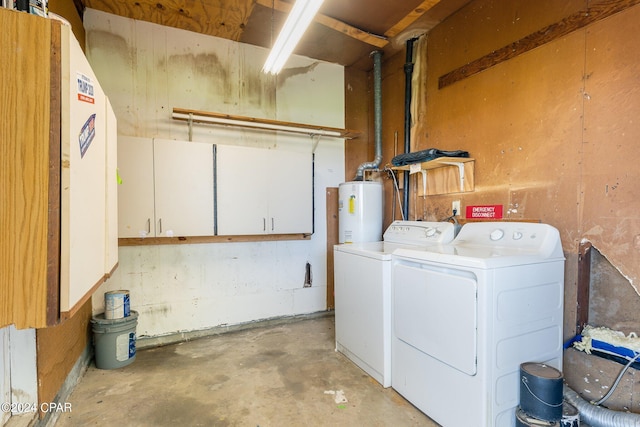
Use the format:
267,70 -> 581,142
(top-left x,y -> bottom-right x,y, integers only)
440,161 -> 465,192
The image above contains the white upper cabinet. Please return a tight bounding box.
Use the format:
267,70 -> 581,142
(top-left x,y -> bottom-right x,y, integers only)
117,136 -> 155,238
216,144 -> 313,235
267,148 -> 313,234
118,140 -> 311,239
153,138 -> 215,237
104,98 -> 119,275
117,137 -> 215,238
60,24 -> 116,313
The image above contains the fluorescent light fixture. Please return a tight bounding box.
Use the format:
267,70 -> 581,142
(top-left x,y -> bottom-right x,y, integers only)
262,0 -> 325,75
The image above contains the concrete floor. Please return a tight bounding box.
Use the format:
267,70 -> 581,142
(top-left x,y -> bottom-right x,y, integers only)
54,314 -> 439,426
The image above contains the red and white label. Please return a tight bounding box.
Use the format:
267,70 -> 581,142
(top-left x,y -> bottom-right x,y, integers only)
466,205 -> 503,219
76,72 -> 95,104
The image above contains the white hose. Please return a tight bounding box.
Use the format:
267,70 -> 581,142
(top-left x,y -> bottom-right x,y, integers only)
563,385 -> 640,427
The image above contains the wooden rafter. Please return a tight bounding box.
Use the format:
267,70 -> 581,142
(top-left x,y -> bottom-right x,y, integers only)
255,0 -> 388,48
384,0 -> 441,38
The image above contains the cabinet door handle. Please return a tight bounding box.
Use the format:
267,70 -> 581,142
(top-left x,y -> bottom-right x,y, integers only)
263,218 -> 266,231
271,218 -> 274,231
159,218 -> 162,234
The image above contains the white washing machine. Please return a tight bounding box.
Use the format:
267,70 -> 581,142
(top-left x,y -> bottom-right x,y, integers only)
334,221 -> 455,388
391,222 -> 565,427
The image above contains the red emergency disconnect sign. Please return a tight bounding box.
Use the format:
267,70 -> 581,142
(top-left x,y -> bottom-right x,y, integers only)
466,205 -> 503,219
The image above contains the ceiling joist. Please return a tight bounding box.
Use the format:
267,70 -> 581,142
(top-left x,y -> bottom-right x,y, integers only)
384,0 -> 441,37
255,0 -> 388,48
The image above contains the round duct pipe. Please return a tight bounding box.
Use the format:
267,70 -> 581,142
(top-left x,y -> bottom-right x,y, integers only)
563,385 -> 640,427
354,50 -> 383,181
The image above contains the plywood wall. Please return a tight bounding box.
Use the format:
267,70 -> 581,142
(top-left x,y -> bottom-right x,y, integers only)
344,66 -> 371,181
581,4 -> 640,291
344,0 -> 640,405
0,9 -> 56,329
415,0 -> 588,231
36,300 -> 92,415
344,51 -> 415,226
49,0 -> 85,48
351,0 -> 640,338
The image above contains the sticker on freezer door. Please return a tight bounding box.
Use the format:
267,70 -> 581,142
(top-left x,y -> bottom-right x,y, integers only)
76,72 -> 95,104
79,114 -> 96,158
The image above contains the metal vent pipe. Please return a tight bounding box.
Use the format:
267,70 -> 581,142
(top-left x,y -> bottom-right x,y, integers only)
564,385 -> 640,427
354,50 -> 383,181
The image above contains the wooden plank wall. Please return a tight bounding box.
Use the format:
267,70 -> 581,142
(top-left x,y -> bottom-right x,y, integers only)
325,188 -> 339,309
0,9 -> 53,329
36,300 -> 92,415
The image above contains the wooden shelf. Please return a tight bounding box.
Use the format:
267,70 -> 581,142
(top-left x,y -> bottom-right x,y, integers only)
119,233 -> 311,246
392,157 -> 475,195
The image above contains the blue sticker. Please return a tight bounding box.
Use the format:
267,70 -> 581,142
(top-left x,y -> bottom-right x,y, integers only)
129,332 -> 136,358
79,113 -> 96,158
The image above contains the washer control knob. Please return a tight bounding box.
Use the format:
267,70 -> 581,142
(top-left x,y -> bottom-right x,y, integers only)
424,227 -> 437,237
513,231 -> 523,240
490,229 -> 504,241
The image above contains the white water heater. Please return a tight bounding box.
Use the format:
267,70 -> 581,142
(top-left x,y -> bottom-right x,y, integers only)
338,181 -> 383,244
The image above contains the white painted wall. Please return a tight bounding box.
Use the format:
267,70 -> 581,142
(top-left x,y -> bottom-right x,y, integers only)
8,327 -> 38,411
84,10 -> 345,338
0,326 -> 38,426
1,327 -> 9,425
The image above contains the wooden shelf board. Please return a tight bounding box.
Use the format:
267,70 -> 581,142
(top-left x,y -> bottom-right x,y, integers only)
390,156 -> 474,171
119,233 -> 312,246
392,157 -> 475,195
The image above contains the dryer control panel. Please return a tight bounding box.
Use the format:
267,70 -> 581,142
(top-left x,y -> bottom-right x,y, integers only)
383,220 -> 455,246
453,222 -> 564,258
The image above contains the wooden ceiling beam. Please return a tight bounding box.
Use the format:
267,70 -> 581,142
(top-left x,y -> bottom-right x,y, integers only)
255,0 -> 388,48
384,0 -> 441,38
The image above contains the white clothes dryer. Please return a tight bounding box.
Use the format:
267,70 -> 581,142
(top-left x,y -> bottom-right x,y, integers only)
334,221 -> 455,387
391,221 -> 565,427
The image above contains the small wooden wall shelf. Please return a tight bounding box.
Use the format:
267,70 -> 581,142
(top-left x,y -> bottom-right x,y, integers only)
392,157 -> 475,196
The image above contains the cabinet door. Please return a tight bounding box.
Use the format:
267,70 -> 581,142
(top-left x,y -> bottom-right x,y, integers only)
117,136 -> 155,238
153,139 -> 215,237
216,145 -> 313,235
268,150 -> 313,234
60,27 -> 107,312
216,144 -> 269,235
104,98 -> 118,273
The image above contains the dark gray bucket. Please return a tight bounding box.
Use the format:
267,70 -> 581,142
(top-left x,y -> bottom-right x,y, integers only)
520,362 -> 564,422
91,311 -> 138,370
